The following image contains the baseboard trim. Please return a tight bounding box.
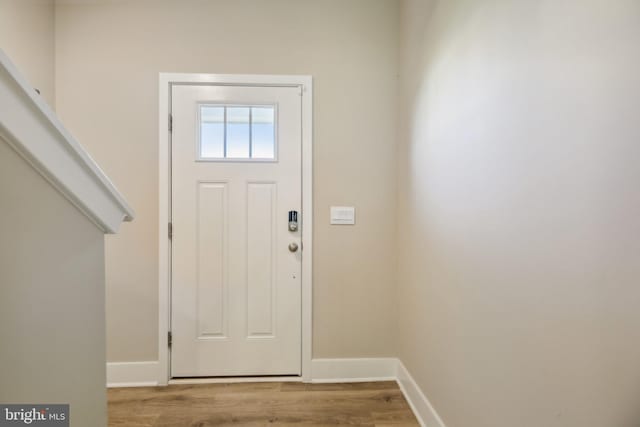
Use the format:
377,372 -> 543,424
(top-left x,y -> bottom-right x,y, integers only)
106,361 -> 159,388
396,360 -> 446,427
310,358 -> 397,383
105,357 -> 445,426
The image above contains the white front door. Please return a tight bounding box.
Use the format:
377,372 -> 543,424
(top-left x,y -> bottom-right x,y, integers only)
170,84 -> 302,377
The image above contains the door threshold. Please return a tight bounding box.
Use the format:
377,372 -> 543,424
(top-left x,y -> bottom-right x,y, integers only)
169,375 -> 303,385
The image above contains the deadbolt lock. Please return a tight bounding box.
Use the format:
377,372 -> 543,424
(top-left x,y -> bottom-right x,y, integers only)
288,210 -> 299,232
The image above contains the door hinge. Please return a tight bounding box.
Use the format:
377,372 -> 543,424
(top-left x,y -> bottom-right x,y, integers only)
168,222 -> 173,239
168,113 -> 173,132
168,331 -> 172,347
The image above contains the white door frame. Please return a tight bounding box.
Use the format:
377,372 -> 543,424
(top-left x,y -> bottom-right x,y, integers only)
158,73 -> 313,385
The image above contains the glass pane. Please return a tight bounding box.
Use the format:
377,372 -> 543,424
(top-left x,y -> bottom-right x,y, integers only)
200,106 -> 224,158
251,107 -> 275,159
226,107 -> 250,158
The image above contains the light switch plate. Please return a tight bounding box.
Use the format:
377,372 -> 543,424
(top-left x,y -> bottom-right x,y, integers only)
330,206 -> 355,225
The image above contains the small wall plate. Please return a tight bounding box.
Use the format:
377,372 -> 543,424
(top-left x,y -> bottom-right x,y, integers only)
330,206 -> 355,225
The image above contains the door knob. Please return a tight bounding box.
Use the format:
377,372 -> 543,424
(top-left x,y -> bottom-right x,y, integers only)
288,242 -> 299,252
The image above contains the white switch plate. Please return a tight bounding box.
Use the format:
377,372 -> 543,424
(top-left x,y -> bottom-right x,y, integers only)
330,206 -> 355,225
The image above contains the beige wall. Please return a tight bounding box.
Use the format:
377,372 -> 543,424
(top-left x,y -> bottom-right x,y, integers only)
0,0 -> 55,106
0,140 -> 107,427
397,0 -> 640,426
55,0 -> 399,362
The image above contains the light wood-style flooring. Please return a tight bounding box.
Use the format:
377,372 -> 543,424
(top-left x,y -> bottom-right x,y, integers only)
108,381 -> 419,426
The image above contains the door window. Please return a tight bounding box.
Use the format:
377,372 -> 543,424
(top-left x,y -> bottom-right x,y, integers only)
199,105 -> 276,161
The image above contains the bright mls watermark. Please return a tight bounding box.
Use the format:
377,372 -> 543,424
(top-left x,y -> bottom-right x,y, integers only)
0,405 -> 68,426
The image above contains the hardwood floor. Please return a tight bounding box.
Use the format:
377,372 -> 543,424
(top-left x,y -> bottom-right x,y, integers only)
108,381 -> 419,426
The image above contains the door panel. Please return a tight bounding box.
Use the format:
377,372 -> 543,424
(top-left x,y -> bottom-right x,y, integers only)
246,182 -> 277,337
196,182 -> 227,339
171,84 -> 302,377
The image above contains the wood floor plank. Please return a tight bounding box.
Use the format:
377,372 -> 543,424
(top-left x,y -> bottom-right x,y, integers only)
108,381 -> 419,426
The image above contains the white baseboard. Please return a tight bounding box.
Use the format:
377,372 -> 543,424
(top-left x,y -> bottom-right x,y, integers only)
396,360 -> 446,427
310,358 -> 397,383
106,361 -> 159,388
105,357 -> 445,427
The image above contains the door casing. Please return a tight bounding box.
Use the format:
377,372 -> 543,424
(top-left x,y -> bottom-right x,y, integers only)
158,73 -> 313,385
